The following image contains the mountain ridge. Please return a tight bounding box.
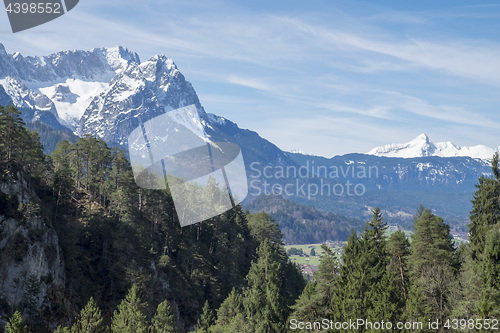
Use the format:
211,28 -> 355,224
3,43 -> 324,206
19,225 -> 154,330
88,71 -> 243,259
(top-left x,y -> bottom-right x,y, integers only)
0,43 -> 496,228
367,133 -> 498,161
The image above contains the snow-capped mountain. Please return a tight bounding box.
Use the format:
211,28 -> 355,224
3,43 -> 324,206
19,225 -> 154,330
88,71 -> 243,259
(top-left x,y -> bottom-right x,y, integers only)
76,54 -> 207,147
0,43 -> 139,128
0,44 -> 496,228
0,43 -> 290,167
368,133 -> 498,161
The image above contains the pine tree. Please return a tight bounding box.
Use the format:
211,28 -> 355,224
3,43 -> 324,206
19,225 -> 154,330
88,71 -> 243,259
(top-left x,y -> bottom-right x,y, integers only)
4,310 -> 29,333
150,300 -> 179,333
332,209 -> 402,331
413,203 -> 425,227
52,140 -> 75,217
290,245 -> 337,321
209,238 -> 295,333
467,153 -> 500,317
478,226 -> 500,317
454,244 -> 484,318
211,288 -> 243,328
111,285 -> 147,333
0,104 -> 25,163
70,297 -> 103,333
193,300 -> 214,333
247,212 -> 283,247
243,239 -> 287,333
406,208 -> 458,323
0,104 -> 45,178
108,149 -> 137,223
469,153 -> 500,261
360,208 -> 396,326
387,230 -> 410,304
332,230 -> 364,325
362,207 -> 388,276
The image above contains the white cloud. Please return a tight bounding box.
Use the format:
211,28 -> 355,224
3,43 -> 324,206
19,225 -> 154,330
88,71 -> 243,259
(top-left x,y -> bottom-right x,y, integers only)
226,76 -> 273,92
381,91 -> 500,129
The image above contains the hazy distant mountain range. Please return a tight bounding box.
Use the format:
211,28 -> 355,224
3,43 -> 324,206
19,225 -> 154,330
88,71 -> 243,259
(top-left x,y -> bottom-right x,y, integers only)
0,43 -> 496,231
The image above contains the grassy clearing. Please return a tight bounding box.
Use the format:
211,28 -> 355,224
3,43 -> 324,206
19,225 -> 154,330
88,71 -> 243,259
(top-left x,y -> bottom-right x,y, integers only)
285,243 -> 344,267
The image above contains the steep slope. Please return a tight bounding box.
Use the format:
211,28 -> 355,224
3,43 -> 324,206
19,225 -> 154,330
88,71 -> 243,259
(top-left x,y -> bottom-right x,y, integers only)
76,55 -> 206,147
0,174 -> 65,322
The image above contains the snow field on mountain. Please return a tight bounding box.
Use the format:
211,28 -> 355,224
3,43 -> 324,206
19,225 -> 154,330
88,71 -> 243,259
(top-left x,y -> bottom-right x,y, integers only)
368,133 -> 498,161
38,79 -> 110,128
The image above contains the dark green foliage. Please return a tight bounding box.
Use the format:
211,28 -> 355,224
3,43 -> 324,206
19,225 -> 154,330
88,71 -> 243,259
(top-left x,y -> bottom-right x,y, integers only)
193,301 -> 214,333
406,208 -> 458,323
0,104 -> 46,181
111,285 -> 148,333
150,300 -> 179,333
211,288 -> 243,329
244,239 -> 287,332
386,230 -> 410,306
70,297 -> 103,333
209,238 -> 304,332
465,154 -> 500,317
331,208 -> 402,331
493,152 -> 500,180
286,247 -> 303,256
247,211 -> 283,246
0,109 -> 293,330
289,245 -> 337,322
331,230 -> 364,324
409,209 -> 457,272
3,104 -> 500,331
469,154 -> 500,261
46,136 -> 259,325
480,227 -> 500,317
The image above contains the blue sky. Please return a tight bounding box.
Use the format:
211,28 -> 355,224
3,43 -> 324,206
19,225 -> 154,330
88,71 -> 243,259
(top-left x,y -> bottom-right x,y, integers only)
1,0 -> 499,156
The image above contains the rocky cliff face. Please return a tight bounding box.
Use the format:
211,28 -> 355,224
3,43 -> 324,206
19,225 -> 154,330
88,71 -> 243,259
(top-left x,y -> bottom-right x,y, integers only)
0,174 -> 65,324
0,44 -> 139,83
76,55 -> 206,147
0,43 -> 140,129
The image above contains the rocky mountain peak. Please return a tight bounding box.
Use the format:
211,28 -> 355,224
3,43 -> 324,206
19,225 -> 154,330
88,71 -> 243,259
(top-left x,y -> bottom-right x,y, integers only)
412,133 -> 430,143
75,51 -> 204,147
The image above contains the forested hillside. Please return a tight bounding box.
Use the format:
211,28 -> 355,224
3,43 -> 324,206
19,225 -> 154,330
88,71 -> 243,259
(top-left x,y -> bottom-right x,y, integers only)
1,104 -> 499,332
0,105 -> 304,332
246,194 -> 364,244
288,156 -> 500,332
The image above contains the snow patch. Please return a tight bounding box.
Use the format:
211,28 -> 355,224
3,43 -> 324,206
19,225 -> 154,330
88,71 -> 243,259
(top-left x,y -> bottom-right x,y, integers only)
38,78 -> 110,128
206,113 -> 227,126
